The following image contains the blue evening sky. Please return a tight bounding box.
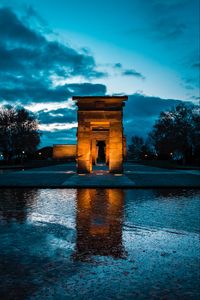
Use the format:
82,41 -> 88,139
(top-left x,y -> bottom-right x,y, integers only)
0,0 -> 199,146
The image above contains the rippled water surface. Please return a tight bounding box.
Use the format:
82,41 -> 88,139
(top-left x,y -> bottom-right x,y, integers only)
0,189 -> 199,300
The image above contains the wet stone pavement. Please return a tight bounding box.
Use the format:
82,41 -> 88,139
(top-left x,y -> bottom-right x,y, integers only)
0,188 -> 200,300
0,162 -> 199,187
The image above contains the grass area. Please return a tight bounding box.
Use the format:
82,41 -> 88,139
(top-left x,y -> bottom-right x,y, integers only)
130,160 -> 200,170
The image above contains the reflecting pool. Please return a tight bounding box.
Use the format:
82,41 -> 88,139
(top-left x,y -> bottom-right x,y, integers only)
0,189 -> 199,299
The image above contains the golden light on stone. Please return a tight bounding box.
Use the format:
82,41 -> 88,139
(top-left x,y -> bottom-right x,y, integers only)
53,144 -> 76,159
73,96 -> 128,174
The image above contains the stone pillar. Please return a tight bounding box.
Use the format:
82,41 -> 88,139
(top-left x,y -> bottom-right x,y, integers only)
109,122 -> 123,173
77,122 -> 92,173
91,138 -> 97,165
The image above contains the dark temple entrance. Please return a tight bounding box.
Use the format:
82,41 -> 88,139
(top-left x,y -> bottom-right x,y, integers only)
97,141 -> 106,163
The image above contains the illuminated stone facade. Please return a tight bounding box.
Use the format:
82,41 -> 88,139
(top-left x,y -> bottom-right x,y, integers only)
73,96 -> 127,173
53,144 -> 76,160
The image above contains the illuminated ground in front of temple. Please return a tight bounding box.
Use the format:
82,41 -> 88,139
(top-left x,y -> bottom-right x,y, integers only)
0,188 -> 199,299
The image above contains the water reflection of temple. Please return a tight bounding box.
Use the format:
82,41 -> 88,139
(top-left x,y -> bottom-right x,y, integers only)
74,189 -> 125,261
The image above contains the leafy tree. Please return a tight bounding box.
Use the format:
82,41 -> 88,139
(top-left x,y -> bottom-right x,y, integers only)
0,107 -> 40,160
149,103 -> 200,164
128,135 -> 151,160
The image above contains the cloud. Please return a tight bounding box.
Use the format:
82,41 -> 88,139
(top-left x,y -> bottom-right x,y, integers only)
125,93 -> 181,118
0,7 -> 44,45
40,128 -> 77,147
37,107 -> 76,124
0,83 -> 106,104
123,93 -> 184,140
0,5 -> 109,147
122,69 -> 145,79
114,63 -> 123,69
37,93 -> 187,146
113,63 -> 145,79
0,6 -> 107,106
39,122 -> 77,132
0,7 -> 102,78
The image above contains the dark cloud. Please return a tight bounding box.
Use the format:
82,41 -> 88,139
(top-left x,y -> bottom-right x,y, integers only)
38,93 -> 187,146
125,93 -> 181,118
37,108 -> 76,124
113,63 -> 145,79
0,5 -> 107,148
41,128 -> 77,147
123,93 -> 184,140
0,83 -> 106,104
67,83 -> 106,95
122,69 -> 145,79
0,6 -> 107,105
114,63 -> 123,69
22,5 -> 52,35
0,7 -> 44,45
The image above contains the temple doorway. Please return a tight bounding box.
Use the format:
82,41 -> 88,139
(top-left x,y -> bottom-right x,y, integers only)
96,141 -> 106,164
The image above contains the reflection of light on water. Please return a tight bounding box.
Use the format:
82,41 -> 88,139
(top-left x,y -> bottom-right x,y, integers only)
65,171 -> 75,174
29,213 -> 75,230
27,189 -> 77,230
78,174 -> 85,176
1,188 -> 200,299
114,174 -> 123,176
74,189 -> 125,260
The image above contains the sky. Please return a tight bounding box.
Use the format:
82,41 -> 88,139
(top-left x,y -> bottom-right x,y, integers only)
0,0 -> 199,147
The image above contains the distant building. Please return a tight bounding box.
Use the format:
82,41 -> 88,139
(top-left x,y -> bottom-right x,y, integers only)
53,144 -> 77,160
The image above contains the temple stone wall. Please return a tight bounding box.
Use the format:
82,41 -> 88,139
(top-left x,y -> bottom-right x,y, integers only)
53,144 -> 77,160
73,96 -> 127,173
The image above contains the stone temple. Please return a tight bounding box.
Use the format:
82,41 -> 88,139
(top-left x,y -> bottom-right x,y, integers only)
73,96 -> 127,174
53,96 -> 128,173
